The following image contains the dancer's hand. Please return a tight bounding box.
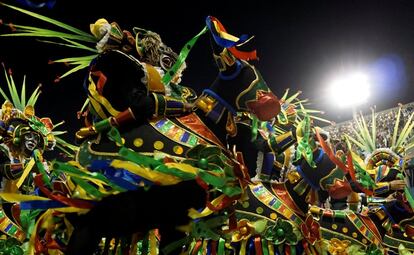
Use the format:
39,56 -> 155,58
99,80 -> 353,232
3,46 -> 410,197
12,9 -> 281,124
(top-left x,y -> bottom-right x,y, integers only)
390,180 -> 406,190
184,102 -> 195,112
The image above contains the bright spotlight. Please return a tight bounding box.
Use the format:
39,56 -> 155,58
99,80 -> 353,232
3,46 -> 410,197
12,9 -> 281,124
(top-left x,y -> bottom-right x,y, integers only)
328,72 -> 370,108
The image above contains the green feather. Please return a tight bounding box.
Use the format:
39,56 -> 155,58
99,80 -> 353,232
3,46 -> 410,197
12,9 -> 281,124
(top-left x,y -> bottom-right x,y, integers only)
59,63 -> 90,79
53,55 -> 98,64
51,131 -> 67,136
361,113 -> 375,151
3,29 -> 96,43
52,121 -> 65,129
309,115 -> 331,124
391,105 -> 402,147
37,38 -> 97,53
79,98 -> 90,114
345,134 -> 367,152
344,135 -> 353,151
31,89 -> 41,105
356,112 -> 375,152
285,91 -> 302,104
396,111 -> 414,147
399,121 -> 414,148
371,107 -> 376,149
281,88 -> 289,100
8,73 -> 22,110
0,76 -> 10,102
1,3 -> 99,78
1,3 -> 94,39
27,84 -> 42,106
21,75 -> 26,107
293,99 -> 309,105
1,65 -> 44,110
54,143 -> 74,157
396,112 -> 414,148
350,124 -> 370,152
405,141 -> 414,151
55,137 -> 79,152
301,109 -> 323,113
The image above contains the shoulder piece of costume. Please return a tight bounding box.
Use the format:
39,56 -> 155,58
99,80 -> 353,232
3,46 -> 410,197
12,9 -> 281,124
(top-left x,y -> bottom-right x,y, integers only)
93,49 -> 169,95
169,83 -> 197,103
143,63 -> 166,94
88,49 -> 180,120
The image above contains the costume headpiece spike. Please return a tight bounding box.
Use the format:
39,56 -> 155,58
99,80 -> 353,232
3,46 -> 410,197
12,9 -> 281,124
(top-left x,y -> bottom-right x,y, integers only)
371,107 -> 377,149
1,3 -> 98,79
0,66 -> 40,112
346,103 -> 414,160
0,65 -> 77,155
396,111 -> 414,149
391,104 -> 402,147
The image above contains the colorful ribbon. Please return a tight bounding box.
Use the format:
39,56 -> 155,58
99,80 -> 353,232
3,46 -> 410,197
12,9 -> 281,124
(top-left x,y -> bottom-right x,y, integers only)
315,128 -> 348,173
16,157 -> 35,188
315,130 -> 374,196
295,116 -> 315,167
162,26 -> 208,85
33,149 -> 51,187
251,115 -> 259,142
34,175 -> 94,209
206,16 -> 257,60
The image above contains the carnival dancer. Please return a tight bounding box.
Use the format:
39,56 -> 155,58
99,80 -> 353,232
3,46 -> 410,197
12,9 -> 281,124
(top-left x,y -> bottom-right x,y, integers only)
73,18 -> 198,141
0,67 -> 77,254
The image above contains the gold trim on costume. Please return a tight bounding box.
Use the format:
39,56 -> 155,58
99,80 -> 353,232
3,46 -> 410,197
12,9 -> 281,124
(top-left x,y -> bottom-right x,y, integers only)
176,114 -> 224,148
84,136 -> 186,161
149,118 -> 208,148
88,78 -> 121,117
235,209 -> 274,222
235,61 -> 260,110
144,63 -> 165,94
249,184 -> 303,227
318,168 -> 345,190
153,93 -> 160,117
196,95 -> 227,124
272,182 -> 305,217
400,215 -> 414,229
88,96 -> 108,120
346,213 -> 382,246
320,227 -> 366,247
383,234 -> 414,250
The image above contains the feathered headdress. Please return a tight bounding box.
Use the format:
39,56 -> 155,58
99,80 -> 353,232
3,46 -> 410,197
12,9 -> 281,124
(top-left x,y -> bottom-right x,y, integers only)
0,65 -> 77,155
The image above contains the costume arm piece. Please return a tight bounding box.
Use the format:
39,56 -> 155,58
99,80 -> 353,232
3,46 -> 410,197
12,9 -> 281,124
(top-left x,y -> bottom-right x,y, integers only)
0,148 -> 23,180
346,173 -> 393,196
77,95 -> 190,140
151,93 -> 191,118
373,182 -> 390,195
1,163 -> 24,180
90,50 -> 191,122
267,130 -> 297,155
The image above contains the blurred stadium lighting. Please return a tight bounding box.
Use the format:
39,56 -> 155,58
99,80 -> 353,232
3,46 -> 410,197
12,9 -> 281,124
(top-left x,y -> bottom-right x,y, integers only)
328,72 -> 371,108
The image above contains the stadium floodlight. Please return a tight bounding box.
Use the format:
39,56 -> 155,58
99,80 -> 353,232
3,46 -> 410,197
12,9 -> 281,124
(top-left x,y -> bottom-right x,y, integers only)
328,72 -> 371,108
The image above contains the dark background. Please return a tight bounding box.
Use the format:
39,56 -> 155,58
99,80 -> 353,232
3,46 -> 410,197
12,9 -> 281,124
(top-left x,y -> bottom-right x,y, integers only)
1,0 -> 414,142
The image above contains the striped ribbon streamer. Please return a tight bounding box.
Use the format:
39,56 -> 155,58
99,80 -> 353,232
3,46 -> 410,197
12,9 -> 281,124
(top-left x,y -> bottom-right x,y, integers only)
162,26 -> 208,85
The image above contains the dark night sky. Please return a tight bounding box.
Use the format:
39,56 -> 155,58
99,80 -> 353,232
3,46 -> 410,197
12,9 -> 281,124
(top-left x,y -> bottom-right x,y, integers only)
1,0 -> 414,140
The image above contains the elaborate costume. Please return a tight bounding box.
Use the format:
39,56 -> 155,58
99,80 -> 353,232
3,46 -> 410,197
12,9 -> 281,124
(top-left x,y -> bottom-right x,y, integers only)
76,19 -> 197,141
4,3 -> 414,255
0,67 -> 77,254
